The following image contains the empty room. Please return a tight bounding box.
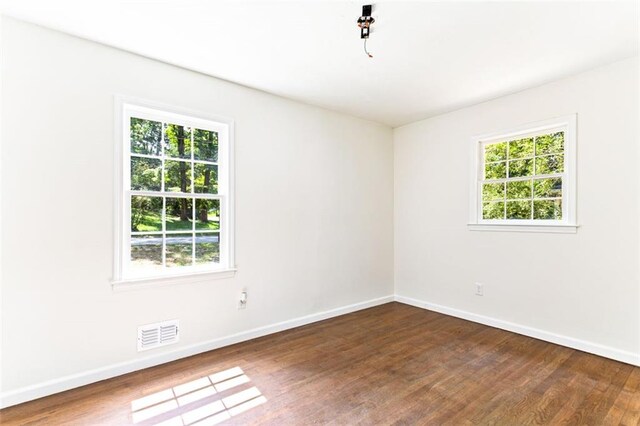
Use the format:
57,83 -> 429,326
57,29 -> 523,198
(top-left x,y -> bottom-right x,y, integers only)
0,1 -> 639,424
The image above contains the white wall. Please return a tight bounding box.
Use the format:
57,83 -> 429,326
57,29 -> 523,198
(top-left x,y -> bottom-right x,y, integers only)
394,57 -> 640,363
0,17 -> 394,402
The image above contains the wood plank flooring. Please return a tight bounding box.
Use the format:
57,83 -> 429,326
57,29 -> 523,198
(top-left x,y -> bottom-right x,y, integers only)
1,302 -> 639,425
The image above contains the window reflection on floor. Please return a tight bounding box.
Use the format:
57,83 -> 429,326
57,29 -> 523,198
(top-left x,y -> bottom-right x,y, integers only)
130,366 -> 267,425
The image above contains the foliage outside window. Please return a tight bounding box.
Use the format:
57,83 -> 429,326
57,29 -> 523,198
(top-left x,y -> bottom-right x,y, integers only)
482,132 -> 564,220
470,115 -> 577,231
118,101 -> 233,281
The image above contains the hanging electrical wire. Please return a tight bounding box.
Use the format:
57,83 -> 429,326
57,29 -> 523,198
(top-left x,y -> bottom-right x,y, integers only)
364,38 -> 373,58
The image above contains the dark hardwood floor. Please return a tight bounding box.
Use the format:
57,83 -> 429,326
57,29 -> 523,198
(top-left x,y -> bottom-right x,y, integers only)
1,302 -> 639,425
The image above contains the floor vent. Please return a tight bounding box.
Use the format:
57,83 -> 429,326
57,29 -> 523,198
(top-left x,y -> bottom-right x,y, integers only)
137,319 -> 179,351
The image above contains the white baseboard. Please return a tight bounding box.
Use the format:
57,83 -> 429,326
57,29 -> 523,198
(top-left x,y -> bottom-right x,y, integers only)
394,295 -> 640,367
0,295 -> 394,409
4,293 -> 636,409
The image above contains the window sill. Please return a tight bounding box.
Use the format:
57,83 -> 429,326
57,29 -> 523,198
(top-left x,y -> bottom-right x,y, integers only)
111,268 -> 237,292
467,224 -> 578,234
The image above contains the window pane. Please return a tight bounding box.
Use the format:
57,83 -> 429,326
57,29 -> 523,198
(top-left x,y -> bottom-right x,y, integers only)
485,162 -> 506,180
131,157 -> 162,191
506,180 -> 532,200
166,234 -> 193,267
535,154 -> 564,175
194,164 -> 218,194
194,129 -> 218,162
485,142 -> 507,162
164,160 -> 192,193
131,235 -> 163,268
165,197 -> 193,231
482,183 -> 504,201
506,200 -> 531,219
508,158 -> 533,177
164,124 -> 192,159
534,177 -> 562,199
534,199 -> 562,220
508,138 -> 534,159
483,201 -> 504,219
131,196 -> 162,232
536,132 -> 564,155
131,118 -> 162,156
196,199 -> 220,230
195,232 -> 220,264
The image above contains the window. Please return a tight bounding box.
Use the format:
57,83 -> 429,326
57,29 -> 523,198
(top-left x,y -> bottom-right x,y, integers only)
469,115 -> 577,233
114,99 -> 235,285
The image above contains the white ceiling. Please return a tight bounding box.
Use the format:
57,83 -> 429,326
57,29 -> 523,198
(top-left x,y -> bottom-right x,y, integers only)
1,1 -> 638,127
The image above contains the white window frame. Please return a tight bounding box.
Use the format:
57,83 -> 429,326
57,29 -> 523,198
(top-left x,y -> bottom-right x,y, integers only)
112,96 -> 236,289
468,114 -> 578,234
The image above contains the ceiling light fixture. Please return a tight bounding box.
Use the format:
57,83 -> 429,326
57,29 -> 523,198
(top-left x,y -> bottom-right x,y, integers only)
357,4 -> 375,58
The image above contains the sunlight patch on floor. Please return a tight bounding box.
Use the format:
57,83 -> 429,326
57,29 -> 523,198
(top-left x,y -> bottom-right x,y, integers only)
130,366 -> 267,425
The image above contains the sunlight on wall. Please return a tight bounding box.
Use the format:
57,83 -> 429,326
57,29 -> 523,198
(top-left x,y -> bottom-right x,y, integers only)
130,366 -> 267,425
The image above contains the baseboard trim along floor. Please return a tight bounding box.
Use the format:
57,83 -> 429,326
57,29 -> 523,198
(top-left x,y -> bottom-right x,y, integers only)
394,295 -> 640,367
3,293 -> 637,409
0,295 -> 395,409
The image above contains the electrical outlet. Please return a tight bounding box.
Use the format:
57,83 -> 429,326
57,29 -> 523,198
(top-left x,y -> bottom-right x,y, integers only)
238,290 -> 247,309
475,282 -> 484,296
